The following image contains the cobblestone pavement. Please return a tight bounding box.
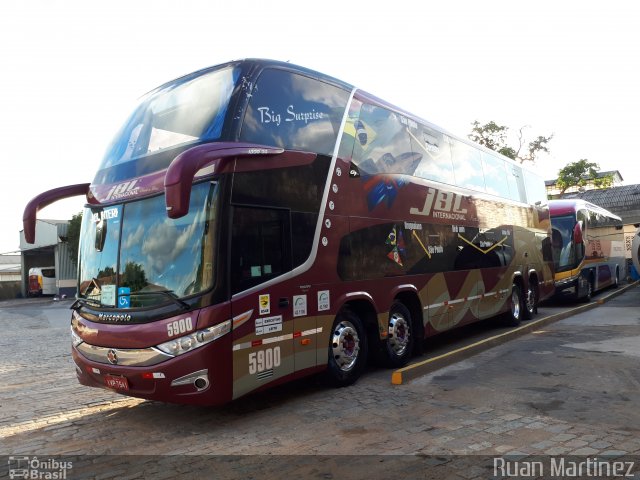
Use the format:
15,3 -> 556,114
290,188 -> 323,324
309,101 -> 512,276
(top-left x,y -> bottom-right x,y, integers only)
1,287 -> 639,478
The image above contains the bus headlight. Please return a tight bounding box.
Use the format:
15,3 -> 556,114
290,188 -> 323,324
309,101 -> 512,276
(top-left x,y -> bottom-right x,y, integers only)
71,325 -> 84,347
156,320 -> 231,356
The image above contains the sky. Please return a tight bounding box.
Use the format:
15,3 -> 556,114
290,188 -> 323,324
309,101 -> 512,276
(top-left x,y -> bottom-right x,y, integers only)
2,0 -> 639,253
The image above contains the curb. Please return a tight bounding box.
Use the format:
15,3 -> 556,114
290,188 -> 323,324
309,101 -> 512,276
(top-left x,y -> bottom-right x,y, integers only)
391,281 -> 639,385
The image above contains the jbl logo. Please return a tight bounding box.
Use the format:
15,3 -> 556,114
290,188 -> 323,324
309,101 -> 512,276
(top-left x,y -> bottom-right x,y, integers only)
410,187 -> 468,219
105,180 -> 139,201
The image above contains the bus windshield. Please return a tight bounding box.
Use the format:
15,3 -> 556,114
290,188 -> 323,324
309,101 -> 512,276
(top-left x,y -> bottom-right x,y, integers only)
78,181 -> 219,308
99,66 -> 239,171
551,214 -> 577,272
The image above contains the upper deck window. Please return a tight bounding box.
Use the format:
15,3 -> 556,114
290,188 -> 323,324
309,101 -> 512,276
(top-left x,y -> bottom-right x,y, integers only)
240,69 -> 350,156
451,139 -> 486,192
348,104 -> 414,176
99,66 -> 240,171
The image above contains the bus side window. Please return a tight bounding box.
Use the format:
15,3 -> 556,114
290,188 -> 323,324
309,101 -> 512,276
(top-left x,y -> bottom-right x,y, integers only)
350,104 -> 415,176
239,69 -> 350,157
451,139 -> 486,192
41,268 -> 56,278
411,126 -> 455,185
507,164 -> 527,203
481,153 -> 510,199
230,207 -> 291,294
523,170 -> 548,205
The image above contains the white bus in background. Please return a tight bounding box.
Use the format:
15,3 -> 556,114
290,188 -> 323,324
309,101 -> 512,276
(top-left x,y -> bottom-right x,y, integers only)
28,267 -> 56,296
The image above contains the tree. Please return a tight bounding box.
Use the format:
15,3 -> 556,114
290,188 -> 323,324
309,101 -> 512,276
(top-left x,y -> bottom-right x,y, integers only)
555,159 -> 614,195
468,120 -> 553,164
121,261 -> 148,292
66,211 -> 83,266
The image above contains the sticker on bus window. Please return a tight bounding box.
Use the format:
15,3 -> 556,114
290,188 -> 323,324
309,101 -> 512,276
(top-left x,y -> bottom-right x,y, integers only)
293,295 -> 307,317
118,287 -> 131,308
318,291 -> 330,311
259,294 -> 270,315
101,285 -> 116,306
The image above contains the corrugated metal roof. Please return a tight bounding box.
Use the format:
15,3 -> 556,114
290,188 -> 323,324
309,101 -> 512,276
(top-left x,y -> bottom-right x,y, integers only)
564,184 -> 640,224
0,264 -> 21,273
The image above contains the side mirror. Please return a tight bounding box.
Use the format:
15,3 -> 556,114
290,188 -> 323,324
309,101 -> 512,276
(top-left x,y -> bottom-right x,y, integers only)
573,221 -> 583,245
164,142 -> 284,219
23,183 -> 90,244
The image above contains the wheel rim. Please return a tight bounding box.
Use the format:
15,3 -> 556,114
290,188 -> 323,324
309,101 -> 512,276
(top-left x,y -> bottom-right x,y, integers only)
526,286 -> 536,313
388,312 -> 410,356
331,320 -> 360,372
511,289 -> 521,320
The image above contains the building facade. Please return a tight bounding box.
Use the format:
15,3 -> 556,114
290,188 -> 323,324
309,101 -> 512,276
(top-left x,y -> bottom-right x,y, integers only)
19,219 -> 77,297
545,170 -> 623,198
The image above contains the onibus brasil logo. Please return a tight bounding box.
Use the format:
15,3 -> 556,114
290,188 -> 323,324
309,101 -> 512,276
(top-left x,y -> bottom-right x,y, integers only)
8,456 -> 72,479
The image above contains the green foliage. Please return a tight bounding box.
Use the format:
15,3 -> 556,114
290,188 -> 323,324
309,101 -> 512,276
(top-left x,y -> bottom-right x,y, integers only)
98,266 -> 116,279
469,121 -> 509,153
67,211 -> 83,266
468,121 -> 553,164
121,261 -> 148,292
556,159 -> 612,194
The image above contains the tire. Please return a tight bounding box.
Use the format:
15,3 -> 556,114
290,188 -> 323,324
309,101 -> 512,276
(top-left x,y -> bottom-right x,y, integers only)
581,275 -> 594,302
503,283 -> 523,327
379,302 -> 414,368
523,280 -> 538,320
326,308 -> 368,387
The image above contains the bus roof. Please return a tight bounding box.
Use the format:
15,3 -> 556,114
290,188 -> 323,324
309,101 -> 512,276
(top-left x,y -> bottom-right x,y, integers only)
228,59 -> 541,178
549,198 -> 622,221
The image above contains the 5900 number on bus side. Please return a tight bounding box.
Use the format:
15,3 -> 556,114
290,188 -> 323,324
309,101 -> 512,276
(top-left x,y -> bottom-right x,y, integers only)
167,317 -> 193,337
249,347 -> 281,374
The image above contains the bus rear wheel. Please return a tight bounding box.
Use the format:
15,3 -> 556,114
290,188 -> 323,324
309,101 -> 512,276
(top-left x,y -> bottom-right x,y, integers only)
503,283 -> 523,327
326,308 -> 368,387
379,302 -> 414,368
523,281 -> 538,320
580,274 -> 594,302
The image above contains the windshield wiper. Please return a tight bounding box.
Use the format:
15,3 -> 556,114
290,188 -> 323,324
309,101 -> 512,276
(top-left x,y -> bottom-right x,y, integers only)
132,290 -> 190,310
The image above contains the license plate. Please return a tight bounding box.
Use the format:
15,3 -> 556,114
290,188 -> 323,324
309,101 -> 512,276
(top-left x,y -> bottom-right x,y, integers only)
105,374 -> 129,391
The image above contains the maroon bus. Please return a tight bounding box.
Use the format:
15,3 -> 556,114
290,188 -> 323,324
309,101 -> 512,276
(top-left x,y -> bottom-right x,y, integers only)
24,59 -> 554,405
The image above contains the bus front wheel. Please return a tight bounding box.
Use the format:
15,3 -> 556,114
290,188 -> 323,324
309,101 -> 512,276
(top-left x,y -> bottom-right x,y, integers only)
326,308 -> 368,387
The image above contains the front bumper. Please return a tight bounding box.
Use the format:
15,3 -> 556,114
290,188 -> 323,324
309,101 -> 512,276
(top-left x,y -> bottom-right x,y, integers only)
72,337 -> 232,406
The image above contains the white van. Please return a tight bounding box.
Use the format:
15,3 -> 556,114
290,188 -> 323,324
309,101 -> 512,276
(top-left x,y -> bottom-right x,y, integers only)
28,267 -> 56,296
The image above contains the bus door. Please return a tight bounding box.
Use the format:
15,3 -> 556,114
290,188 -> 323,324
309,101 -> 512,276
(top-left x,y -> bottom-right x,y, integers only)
229,205 -> 297,399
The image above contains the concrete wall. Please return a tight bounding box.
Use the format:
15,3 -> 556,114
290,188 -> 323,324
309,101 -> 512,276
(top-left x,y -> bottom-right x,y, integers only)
0,281 -> 21,300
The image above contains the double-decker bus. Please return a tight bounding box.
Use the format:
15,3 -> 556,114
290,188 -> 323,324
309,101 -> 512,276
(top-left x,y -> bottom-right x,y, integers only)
23,59 -> 554,406
549,199 -> 625,301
